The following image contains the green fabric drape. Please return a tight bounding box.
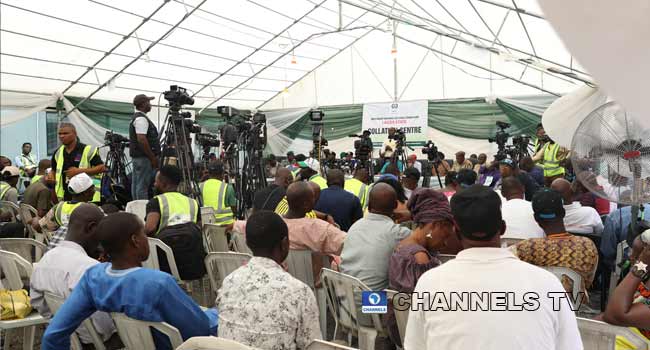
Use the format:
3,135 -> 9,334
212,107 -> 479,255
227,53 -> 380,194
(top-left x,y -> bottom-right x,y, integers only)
278,104 -> 364,140
427,99 -> 507,139
495,98 -> 545,137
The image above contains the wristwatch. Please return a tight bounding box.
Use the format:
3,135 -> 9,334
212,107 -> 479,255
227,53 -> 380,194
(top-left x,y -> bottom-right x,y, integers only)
631,260 -> 650,282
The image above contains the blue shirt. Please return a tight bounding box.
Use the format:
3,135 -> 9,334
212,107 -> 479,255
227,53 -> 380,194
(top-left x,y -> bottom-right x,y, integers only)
314,185 -> 363,231
600,204 -> 650,267
41,263 -> 218,350
528,166 -> 544,186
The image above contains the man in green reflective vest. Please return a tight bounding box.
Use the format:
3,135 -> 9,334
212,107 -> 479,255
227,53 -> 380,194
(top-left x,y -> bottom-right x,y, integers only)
296,161 -> 328,190
145,165 -> 199,237
345,167 -> 370,209
533,136 -> 570,187
50,123 -> 105,203
532,123 -> 548,159
200,161 -> 236,225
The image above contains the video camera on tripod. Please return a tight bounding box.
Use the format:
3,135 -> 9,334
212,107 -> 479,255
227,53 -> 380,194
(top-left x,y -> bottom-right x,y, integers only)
389,128 -> 407,155
102,130 -> 131,205
488,121 -> 531,163
217,106 -> 267,152
349,130 -> 373,162
421,140 -> 444,188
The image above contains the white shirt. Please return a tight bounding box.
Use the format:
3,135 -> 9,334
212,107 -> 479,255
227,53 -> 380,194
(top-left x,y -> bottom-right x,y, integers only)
502,198 -> 545,239
404,248 -> 583,350
30,241 -> 116,343
305,158 -> 320,174
382,139 -> 397,158
133,115 -> 149,134
563,202 -> 604,234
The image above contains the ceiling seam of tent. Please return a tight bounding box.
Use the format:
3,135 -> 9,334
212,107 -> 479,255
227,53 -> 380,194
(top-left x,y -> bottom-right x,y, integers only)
510,0 -> 537,58
466,0 -> 512,54
0,2 -> 310,75
303,0 -> 375,28
0,29 -> 293,84
475,0 -> 544,19
351,46 -> 393,100
398,36 -> 439,101
86,0 -> 325,62
0,53 -> 280,94
192,0 -> 329,98
63,0 -> 210,117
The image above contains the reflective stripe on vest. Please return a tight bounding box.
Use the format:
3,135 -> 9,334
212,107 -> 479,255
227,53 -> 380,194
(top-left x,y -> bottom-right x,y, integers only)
54,145 -> 102,202
155,192 -> 198,234
31,175 -> 42,184
309,175 -> 328,190
201,179 -> 234,225
0,182 -> 11,200
19,155 -> 36,176
54,201 -> 83,227
542,143 -> 565,177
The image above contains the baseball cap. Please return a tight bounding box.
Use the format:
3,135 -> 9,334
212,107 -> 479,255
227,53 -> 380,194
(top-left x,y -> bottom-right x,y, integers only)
532,189 -> 565,221
68,173 -> 94,194
207,161 -> 224,174
1,166 -> 20,177
286,151 -> 294,157
133,94 -> 154,107
297,161 -> 309,168
499,158 -> 515,168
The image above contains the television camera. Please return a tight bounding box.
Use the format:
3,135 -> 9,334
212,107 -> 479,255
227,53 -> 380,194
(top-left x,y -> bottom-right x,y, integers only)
421,140 -> 444,188
488,121 -> 531,164
102,130 -> 131,206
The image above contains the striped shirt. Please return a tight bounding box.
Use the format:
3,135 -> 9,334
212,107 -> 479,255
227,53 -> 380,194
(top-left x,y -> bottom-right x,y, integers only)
274,196 -> 317,218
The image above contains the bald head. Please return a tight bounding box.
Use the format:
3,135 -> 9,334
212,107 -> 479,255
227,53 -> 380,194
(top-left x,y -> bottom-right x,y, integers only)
550,178 -> 572,203
286,182 -> 314,215
274,167 -> 293,188
327,169 -> 345,187
368,183 -> 398,216
307,181 -> 321,202
66,203 -> 105,254
501,176 -> 524,200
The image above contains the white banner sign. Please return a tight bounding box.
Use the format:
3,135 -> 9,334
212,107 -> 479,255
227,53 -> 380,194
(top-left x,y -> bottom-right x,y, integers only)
362,100 -> 428,149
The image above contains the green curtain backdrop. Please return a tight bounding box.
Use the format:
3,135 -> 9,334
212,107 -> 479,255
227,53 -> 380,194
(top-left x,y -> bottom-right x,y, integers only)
65,95 -> 556,141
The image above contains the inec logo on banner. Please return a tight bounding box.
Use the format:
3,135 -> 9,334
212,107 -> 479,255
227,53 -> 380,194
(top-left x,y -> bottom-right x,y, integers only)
362,291 -> 388,314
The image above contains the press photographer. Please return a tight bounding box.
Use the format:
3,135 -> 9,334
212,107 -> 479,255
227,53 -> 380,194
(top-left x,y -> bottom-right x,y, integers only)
103,130 -> 131,204
129,93 -> 160,200
349,130 -> 374,174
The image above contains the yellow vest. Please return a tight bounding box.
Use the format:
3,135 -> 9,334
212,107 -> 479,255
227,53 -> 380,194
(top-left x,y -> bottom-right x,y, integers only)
309,175 -> 328,190
274,196 -> 317,218
54,145 -> 102,202
53,201 -> 83,227
542,143 -> 565,177
344,178 -> 369,209
31,175 -> 42,184
154,192 -> 198,235
201,179 -> 234,225
0,181 -> 11,200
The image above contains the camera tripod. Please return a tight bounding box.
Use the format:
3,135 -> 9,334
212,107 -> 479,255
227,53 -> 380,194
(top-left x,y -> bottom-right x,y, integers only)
102,140 -> 131,205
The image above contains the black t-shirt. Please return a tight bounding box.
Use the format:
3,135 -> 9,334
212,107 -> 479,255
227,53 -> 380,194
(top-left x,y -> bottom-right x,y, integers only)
516,172 -> 540,201
252,184 -> 286,211
51,142 -> 103,200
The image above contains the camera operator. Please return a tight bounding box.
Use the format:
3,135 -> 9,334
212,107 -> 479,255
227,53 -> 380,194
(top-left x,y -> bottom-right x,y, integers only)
532,123 -> 547,156
532,134 -> 570,187
129,94 -> 160,200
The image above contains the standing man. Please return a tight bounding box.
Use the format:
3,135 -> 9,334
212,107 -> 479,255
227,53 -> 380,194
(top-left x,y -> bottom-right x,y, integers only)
15,142 -> 37,178
201,161 -> 236,225
314,169 -> 363,231
533,135 -> 569,187
345,168 -> 370,209
129,94 -> 160,200
532,123 -> 548,156
50,123 -> 105,203
451,151 -> 473,172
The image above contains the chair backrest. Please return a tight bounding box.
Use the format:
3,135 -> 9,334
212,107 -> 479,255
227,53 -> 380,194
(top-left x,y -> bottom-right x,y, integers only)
204,252 -> 252,295
125,200 -> 148,222
438,254 -> 456,263
111,312 -> 183,350
0,200 -> 20,222
18,203 -> 38,237
230,230 -> 252,255
320,268 -> 384,335
142,238 -> 182,282
286,250 -> 329,290
307,339 -> 359,350
0,238 -> 47,263
609,240 -> 629,300
44,292 -> 106,350
385,289 -> 409,346
543,266 -> 584,303
177,336 -> 255,350
501,237 -> 525,248
0,249 -> 32,290
203,224 -> 229,252
577,317 -> 649,350
200,207 -> 216,227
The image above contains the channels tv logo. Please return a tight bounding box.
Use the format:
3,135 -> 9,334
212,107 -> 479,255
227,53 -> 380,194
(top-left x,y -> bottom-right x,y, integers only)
362,291 -> 388,314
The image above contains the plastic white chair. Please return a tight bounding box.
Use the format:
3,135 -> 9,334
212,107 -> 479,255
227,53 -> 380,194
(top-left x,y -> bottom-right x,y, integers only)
142,238 -> 182,282
200,207 -> 216,227
111,313 -> 183,350
501,237 -> 525,248
0,200 -> 20,223
43,291 -> 107,350
203,224 -> 229,252
0,238 -> 47,263
384,289 -> 409,347
230,230 -> 252,255
577,317 -> 649,350
438,254 -> 456,263
204,252 -> 251,296
286,250 -> 328,336
609,240 -> 629,300
543,266 -> 585,304
307,339 -> 359,350
18,203 -> 39,239
320,268 -> 387,350
0,250 -> 48,350
177,336 -> 255,350
124,200 -> 148,222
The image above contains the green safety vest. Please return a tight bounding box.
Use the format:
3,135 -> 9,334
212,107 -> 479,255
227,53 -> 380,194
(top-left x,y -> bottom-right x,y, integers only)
291,168 -> 300,179
542,142 -> 565,177
54,145 -> 102,202
0,181 -> 11,201
31,175 -> 42,184
154,192 -> 198,235
309,175 -> 328,190
344,178 -> 369,209
200,179 -> 234,225
53,201 -> 83,227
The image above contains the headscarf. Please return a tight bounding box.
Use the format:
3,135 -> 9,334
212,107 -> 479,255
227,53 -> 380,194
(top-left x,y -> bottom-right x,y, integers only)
407,188 -> 453,225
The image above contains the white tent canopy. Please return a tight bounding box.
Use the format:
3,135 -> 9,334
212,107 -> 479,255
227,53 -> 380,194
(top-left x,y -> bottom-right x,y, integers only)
0,0 -> 588,111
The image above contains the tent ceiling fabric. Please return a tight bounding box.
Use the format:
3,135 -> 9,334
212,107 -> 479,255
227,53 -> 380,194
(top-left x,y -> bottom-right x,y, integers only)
1,0 -> 588,111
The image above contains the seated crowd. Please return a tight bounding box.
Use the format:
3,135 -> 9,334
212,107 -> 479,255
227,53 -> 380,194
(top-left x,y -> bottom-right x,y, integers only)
2,135 -> 650,350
